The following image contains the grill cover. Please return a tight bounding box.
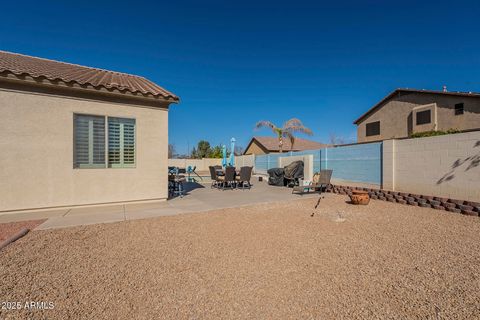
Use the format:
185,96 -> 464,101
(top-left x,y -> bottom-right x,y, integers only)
267,168 -> 285,186
283,160 -> 304,180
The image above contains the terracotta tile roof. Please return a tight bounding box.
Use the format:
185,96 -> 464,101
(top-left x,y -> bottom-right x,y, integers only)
0,50 -> 178,101
353,88 -> 480,124
252,136 -> 328,152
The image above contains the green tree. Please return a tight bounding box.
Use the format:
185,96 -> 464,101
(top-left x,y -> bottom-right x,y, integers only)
255,118 -> 313,153
209,145 -> 223,158
197,140 -> 211,158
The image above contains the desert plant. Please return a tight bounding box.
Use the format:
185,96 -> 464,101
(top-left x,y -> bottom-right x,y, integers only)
255,118 -> 313,152
410,128 -> 460,138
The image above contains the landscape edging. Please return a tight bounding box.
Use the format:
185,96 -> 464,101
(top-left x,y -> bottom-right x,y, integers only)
326,185 -> 480,217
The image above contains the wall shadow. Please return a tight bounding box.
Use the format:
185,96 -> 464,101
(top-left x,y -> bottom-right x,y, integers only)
437,140 -> 480,184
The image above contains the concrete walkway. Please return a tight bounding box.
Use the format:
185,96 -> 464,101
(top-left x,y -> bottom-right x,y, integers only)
0,180 -> 319,230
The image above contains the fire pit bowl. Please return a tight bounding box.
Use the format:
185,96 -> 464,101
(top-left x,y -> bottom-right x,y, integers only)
349,190 -> 370,205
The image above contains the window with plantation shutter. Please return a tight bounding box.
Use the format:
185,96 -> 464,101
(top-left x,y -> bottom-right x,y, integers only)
108,117 -> 136,168
74,114 -> 106,168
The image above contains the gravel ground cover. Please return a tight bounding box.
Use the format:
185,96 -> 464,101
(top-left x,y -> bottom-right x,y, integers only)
0,219 -> 45,242
0,194 -> 479,319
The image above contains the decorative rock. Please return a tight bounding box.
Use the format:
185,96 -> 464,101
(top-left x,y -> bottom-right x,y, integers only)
408,200 -> 419,206
449,199 -> 465,205
433,205 -> 445,210
419,203 -> 431,208
428,200 -> 441,206
458,204 -> 474,211
397,199 -> 407,205
442,202 -> 456,209
378,196 -> 386,201
461,210 -> 479,217
447,207 -> 461,213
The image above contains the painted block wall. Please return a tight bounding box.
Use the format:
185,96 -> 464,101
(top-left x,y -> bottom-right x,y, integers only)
385,131 -> 480,201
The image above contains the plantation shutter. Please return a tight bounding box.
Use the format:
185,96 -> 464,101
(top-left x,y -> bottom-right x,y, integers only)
108,117 -> 136,168
74,114 -> 106,168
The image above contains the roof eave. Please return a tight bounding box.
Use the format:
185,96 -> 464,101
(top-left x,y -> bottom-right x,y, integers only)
0,72 -> 178,105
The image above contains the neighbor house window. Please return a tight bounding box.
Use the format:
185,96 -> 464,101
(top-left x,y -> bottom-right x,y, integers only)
74,114 -> 136,168
416,110 -> 431,125
455,103 -> 464,115
108,117 -> 136,168
366,121 -> 380,136
74,114 -> 106,168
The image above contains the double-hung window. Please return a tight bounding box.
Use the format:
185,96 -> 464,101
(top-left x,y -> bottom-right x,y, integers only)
74,114 -> 136,168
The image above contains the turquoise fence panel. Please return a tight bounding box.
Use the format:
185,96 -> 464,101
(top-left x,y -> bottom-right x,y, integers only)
321,143 -> 381,185
254,142 -> 382,185
254,154 -> 269,173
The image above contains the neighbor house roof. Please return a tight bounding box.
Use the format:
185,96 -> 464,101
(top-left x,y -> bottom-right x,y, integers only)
245,136 -> 328,153
0,50 -> 179,101
353,88 -> 480,125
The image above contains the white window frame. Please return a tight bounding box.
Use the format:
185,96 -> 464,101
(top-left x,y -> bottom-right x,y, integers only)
73,113 -> 136,169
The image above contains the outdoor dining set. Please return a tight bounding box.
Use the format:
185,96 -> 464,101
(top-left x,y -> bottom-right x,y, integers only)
209,166 -> 253,190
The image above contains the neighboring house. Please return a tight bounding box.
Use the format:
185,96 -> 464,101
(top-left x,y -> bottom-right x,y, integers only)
0,50 -> 179,212
354,88 -> 480,143
243,136 -> 328,155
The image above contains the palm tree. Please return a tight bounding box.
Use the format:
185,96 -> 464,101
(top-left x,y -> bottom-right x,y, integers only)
255,118 -> 313,153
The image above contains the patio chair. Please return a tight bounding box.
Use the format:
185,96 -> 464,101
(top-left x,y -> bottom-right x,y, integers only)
209,166 -> 222,188
221,166 -> 236,190
292,169 -> 333,195
235,166 -> 253,190
168,167 -> 186,198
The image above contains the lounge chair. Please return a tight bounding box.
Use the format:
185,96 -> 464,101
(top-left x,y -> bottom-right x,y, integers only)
235,166 -> 253,190
292,169 -> 333,195
221,166 -> 236,190
187,165 -> 203,182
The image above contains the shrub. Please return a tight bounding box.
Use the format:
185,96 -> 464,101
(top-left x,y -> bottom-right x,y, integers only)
410,128 -> 460,138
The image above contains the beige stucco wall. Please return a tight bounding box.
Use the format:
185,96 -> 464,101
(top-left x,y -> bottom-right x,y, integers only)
357,92 -> 480,142
0,87 -> 170,212
168,158 -> 222,172
382,131 -> 480,202
235,154 -> 255,168
168,155 -> 254,172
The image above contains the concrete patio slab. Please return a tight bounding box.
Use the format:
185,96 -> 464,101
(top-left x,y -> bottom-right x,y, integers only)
3,180 -> 320,230
124,201 -> 169,212
67,204 -> 125,216
0,208 -> 68,223
38,211 -> 125,229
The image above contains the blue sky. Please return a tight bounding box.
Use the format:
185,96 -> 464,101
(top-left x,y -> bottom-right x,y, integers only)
1,1 -> 479,154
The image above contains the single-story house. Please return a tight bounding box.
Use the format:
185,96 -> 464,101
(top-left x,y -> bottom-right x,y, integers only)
243,136 -> 328,155
354,88 -> 480,142
0,50 -> 179,213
